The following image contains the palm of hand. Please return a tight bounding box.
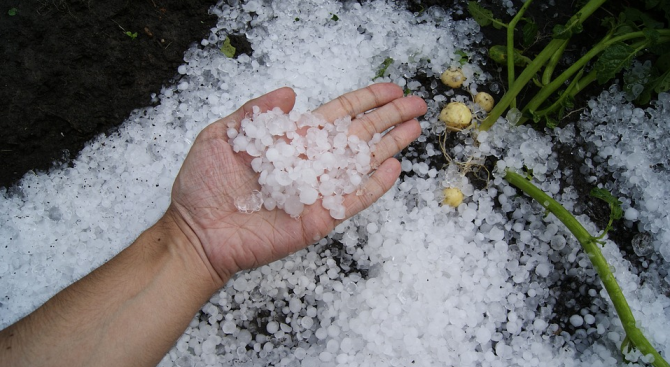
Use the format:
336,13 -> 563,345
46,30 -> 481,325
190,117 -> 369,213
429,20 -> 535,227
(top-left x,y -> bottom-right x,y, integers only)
169,84 -> 426,281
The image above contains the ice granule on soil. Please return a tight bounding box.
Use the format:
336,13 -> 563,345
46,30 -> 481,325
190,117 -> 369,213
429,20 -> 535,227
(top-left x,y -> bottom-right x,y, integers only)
579,86 -> 670,264
490,118 -> 670,365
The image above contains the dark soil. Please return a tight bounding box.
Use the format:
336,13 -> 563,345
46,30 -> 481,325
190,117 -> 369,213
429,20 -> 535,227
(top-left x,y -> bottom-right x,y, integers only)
0,0 -> 218,189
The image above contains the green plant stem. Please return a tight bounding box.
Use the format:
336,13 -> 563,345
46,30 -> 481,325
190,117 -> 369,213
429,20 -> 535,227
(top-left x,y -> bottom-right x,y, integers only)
542,40 -> 568,85
520,31 -> 670,124
531,68 -> 584,120
480,38 -> 568,129
479,0 -> 607,131
504,170 -> 669,367
507,0 -> 535,109
572,68 -> 598,97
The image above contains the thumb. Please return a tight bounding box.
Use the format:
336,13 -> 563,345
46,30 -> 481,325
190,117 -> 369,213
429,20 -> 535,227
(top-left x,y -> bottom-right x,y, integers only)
221,87 -> 297,131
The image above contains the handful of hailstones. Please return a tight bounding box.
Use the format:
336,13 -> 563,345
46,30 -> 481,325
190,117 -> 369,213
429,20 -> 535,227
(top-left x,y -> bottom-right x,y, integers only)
228,106 -> 380,219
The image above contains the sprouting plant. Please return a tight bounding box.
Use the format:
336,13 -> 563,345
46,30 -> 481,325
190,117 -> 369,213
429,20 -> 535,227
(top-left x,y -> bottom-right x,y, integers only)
470,0 -> 670,130
8,8 -> 18,16
220,36 -> 236,58
590,187 -> 623,240
504,170 -> 669,367
373,57 -> 394,80
455,50 -> 470,66
112,20 -> 138,41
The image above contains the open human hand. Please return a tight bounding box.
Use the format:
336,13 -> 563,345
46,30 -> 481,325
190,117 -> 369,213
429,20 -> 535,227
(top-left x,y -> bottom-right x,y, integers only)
166,83 -> 427,284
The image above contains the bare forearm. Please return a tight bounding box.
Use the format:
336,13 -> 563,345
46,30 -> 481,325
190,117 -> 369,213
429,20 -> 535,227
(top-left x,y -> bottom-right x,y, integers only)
0,211 -> 225,367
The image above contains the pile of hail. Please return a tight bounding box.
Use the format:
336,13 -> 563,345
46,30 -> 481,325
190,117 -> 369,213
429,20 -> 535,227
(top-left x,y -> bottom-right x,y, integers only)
229,106 -> 380,219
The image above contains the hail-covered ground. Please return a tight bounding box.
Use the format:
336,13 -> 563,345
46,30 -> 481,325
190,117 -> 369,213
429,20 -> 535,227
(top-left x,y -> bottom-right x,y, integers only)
1,1 -> 669,366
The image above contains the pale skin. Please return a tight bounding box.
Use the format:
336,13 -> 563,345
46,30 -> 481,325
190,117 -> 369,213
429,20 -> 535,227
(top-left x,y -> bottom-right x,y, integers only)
0,83 -> 427,367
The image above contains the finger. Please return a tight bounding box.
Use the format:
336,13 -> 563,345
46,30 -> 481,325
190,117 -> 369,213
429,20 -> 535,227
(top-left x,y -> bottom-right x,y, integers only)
313,83 -> 404,121
239,86 -> 296,116
370,119 -> 421,168
349,95 -> 427,141
343,158 -> 401,219
212,87 -> 296,134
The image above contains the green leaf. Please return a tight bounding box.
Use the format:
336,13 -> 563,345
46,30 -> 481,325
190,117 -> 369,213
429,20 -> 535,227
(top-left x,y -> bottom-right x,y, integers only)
528,109 -> 541,123
643,28 -> 660,45
492,20 -> 504,30
601,16 -> 618,30
553,16 -> 583,39
522,166 -> 534,180
636,87 -> 654,105
545,116 -> 558,129
590,186 -> 623,239
220,36 -> 236,58
594,43 -> 636,84
622,7 -> 664,29
613,24 -> 636,37
488,45 -> 530,66
331,14 -> 339,21
125,31 -> 138,40
656,51 -> 670,71
373,57 -> 394,80
646,0 -> 660,9
621,336 -> 633,357
455,50 -> 469,65
649,41 -> 670,56
654,68 -> 670,93
590,187 -> 623,221
637,55 -> 670,104
468,1 -> 501,28
661,1 -> 670,23
522,19 -> 538,48
8,7 -> 17,16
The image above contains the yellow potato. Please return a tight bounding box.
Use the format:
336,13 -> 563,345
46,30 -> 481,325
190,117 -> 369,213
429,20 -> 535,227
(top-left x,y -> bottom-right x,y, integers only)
442,187 -> 464,207
474,92 -> 495,112
439,102 -> 472,130
440,68 -> 466,88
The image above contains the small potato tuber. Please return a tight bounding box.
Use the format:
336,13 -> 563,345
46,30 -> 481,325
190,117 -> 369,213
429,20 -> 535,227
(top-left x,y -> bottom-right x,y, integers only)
439,102 -> 472,130
474,92 -> 495,112
440,68 -> 466,88
442,187 -> 464,207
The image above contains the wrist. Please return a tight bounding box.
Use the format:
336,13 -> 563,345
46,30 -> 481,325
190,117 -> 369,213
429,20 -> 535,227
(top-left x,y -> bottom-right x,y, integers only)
158,206 -> 230,290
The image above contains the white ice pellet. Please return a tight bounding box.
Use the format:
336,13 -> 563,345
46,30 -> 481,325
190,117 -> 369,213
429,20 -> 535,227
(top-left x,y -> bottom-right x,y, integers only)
288,298 -> 302,313
475,327 -> 492,344
569,315 -> 584,327
315,328 -> 328,340
535,263 -> 550,277
231,108 -> 376,218
624,207 -> 639,221
301,316 -> 314,329
222,320 -> 237,334
488,226 -> 505,241
319,352 -> 333,362
266,321 -> 279,334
